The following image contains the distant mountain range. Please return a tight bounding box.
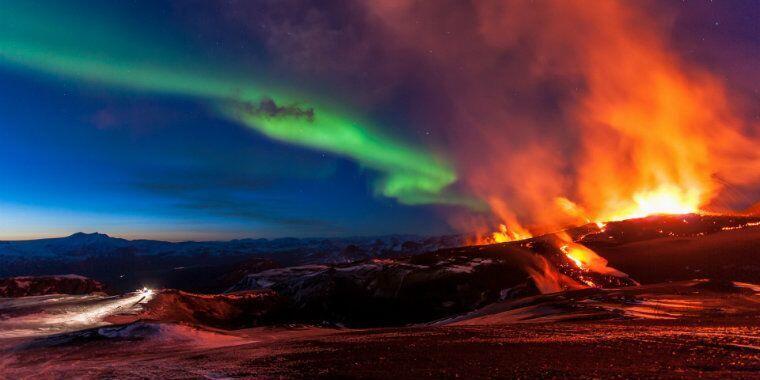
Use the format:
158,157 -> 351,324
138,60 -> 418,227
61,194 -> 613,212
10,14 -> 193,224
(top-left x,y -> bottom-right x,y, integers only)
0,232 -> 468,293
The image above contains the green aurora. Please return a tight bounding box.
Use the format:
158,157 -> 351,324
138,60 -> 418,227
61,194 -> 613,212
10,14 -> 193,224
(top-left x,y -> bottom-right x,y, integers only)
0,1 -> 476,207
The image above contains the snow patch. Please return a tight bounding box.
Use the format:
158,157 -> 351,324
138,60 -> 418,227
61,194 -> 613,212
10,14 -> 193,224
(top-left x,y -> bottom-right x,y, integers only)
97,322 -> 250,348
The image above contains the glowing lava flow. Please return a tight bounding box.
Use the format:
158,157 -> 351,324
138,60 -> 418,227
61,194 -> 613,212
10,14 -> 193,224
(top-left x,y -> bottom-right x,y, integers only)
555,232 -> 630,284
525,255 -> 584,294
560,243 -> 621,276
562,245 -> 587,270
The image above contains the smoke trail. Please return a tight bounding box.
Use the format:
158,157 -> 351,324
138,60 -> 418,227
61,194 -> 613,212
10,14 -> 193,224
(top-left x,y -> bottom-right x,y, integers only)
367,0 -> 760,233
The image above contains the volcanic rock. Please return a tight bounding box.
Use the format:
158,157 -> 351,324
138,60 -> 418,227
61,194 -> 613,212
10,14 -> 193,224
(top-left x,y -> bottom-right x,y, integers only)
0,275 -> 105,297
135,289 -> 286,329
227,245 -> 636,326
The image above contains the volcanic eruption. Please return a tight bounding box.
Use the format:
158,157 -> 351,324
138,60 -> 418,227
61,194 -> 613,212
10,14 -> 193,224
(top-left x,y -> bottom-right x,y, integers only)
393,1 -> 760,248
401,0 -> 760,292
1,1 -> 759,378
360,1 -> 760,299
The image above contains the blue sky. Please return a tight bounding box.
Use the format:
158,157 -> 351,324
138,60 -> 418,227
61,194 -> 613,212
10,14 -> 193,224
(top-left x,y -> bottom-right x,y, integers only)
1,0 -> 757,240
0,5 -> 454,240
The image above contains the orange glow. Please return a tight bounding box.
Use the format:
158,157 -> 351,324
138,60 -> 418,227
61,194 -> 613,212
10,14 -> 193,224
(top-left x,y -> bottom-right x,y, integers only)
491,223 -> 532,243
555,232 -> 627,278
466,3 -> 758,233
524,255 -> 585,294
560,243 -> 604,272
600,187 -> 701,221
556,2 -> 760,225
561,244 -> 586,269
373,2 -> 760,237
470,222 -> 532,245
555,197 -> 592,224
470,197 -> 533,245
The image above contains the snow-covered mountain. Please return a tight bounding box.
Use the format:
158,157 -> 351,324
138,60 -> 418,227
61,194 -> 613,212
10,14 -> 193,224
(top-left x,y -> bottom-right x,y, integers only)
0,232 -> 468,292
0,232 -> 465,261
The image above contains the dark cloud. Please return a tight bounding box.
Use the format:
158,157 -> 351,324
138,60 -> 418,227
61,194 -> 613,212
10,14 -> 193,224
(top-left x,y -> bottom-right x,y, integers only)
175,196 -> 332,229
237,98 -> 314,121
132,169 -> 334,230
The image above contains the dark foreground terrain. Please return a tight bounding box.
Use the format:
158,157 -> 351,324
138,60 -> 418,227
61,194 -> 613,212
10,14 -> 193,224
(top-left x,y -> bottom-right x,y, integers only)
2,296 -> 758,378
1,215 -> 759,378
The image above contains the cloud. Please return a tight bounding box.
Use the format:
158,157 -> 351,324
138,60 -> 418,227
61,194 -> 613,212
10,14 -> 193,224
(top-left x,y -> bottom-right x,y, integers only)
236,98 -> 314,121
132,171 -> 334,230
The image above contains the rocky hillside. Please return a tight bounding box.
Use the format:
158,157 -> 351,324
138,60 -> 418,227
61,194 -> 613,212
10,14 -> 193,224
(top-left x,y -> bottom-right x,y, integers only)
0,233 -> 466,293
0,275 -> 105,297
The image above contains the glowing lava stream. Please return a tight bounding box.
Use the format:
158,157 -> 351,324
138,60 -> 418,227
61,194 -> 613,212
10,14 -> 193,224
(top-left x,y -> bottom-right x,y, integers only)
559,242 -> 624,277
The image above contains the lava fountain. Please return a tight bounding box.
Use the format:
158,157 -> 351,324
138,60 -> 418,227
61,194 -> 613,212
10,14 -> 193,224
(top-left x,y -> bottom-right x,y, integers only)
461,1 -> 759,241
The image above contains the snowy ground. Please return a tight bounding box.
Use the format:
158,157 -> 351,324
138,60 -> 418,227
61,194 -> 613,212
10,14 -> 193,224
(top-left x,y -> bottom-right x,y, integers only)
1,280 -> 758,378
0,290 -> 152,338
1,319 -> 757,378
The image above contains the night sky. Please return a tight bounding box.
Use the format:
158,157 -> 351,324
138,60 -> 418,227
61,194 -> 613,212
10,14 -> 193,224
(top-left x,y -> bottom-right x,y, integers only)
1,1 -> 758,240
